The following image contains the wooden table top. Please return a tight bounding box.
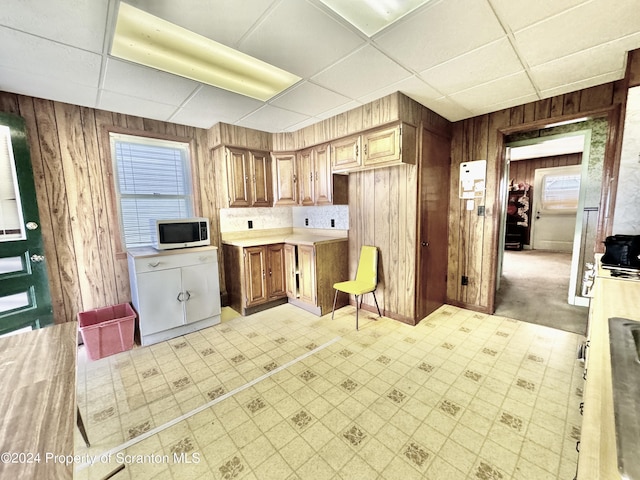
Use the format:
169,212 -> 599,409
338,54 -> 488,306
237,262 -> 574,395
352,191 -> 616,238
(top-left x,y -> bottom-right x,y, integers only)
0,321 -> 76,479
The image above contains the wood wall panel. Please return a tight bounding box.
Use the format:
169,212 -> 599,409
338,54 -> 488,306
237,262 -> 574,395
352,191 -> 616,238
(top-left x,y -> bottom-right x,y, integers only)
0,92 -> 219,324
448,76 -> 629,313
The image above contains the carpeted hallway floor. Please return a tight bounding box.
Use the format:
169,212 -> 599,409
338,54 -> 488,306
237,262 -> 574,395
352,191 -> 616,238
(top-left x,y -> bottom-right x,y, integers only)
495,250 -> 588,336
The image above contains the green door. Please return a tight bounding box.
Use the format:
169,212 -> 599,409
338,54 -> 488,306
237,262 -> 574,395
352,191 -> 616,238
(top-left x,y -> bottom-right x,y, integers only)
0,112 -> 53,335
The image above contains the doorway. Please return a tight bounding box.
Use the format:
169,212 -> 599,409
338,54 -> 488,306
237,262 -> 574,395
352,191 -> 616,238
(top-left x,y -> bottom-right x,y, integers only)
0,113 -> 53,336
495,130 -> 592,335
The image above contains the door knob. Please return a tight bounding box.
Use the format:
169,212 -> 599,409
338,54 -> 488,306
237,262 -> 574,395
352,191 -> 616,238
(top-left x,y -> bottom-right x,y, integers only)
421,241 -> 429,247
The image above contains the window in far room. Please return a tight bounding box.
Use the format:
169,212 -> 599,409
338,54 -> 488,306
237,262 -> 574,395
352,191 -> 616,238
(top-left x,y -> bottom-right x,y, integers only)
109,133 -> 194,249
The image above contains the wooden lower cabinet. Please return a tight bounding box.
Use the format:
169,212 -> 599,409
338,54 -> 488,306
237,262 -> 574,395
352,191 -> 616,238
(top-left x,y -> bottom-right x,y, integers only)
285,240 -> 349,316
224,243 -> 287,315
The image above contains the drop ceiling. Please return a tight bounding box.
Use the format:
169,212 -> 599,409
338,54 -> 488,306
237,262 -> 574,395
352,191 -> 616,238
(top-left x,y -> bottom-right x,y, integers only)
1,0 -> 639,133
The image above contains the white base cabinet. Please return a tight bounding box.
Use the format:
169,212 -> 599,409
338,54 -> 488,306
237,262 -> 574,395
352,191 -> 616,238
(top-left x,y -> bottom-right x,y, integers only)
128,246 -> 221,346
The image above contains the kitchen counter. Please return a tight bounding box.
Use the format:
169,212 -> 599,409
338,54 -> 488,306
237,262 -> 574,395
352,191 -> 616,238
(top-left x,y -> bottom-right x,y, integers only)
578,266 -> 640,480
0,322 -> 77,479
127,244 -> 218,258
221,228 -> 348,247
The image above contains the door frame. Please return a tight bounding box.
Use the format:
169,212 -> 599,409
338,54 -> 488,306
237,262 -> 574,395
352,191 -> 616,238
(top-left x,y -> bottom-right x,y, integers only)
502,130 -> 591,306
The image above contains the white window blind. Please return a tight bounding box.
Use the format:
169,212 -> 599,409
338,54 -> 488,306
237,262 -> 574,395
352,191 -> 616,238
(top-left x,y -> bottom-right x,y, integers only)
110,133 -> 194,248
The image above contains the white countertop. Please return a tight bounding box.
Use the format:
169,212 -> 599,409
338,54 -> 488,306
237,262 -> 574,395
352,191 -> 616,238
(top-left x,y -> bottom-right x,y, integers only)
127,245 -> 218,258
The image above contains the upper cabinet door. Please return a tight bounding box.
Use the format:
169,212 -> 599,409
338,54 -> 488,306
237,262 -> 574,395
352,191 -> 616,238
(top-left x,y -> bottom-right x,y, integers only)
362,125 -> 401,167
273,153 -> 298,206
298,149 -> 314,206
313,143 -> 332,205
331,136 -> 361,172
226,147 -> 251,207
250,150 -> 273,207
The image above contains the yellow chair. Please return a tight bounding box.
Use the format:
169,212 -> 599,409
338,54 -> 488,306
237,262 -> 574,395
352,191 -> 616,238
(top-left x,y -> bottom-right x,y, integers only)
331,245 -> 381,330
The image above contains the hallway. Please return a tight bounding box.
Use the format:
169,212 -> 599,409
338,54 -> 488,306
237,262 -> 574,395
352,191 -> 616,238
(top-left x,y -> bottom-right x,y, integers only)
495,250 -> 588,336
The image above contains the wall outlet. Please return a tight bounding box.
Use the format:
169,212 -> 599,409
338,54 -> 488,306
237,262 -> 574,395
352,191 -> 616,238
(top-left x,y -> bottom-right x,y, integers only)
477,205 -> 485,216
461,275 -> 469,286
248,220 -> 253,229
305,218 -> 309,226
330,219 -> 335,228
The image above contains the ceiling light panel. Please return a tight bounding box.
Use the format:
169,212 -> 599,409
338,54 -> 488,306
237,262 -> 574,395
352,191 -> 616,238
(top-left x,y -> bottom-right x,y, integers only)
111,2 -> 301,102
317,0 -> 433,36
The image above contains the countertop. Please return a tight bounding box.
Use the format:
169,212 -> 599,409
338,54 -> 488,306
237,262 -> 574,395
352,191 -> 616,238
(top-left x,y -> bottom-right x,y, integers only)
0,322 -> 77,479
221,228 -> 348,247
578,264 -> 640,480
127,244 -> 218,258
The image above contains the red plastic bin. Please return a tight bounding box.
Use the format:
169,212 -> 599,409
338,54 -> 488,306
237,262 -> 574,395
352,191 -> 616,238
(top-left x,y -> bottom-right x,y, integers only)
78,303 -> 136,361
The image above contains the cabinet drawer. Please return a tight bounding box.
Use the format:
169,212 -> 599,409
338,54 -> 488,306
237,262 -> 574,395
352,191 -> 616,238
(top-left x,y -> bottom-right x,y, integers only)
134,251 -> 217,273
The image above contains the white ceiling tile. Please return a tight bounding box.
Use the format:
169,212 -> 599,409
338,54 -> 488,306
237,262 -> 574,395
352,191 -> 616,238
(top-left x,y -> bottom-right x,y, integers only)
0,0 -> 109,53
0,67 -> 99,108
270,82 -> 352,116
314,100 -> 363,120
421,96 -> 474,122
529,37 -> 637,92
539,71 -> 627,100
475,92 -> 540,116
180,85 -> 264,122
514,0 -> 640,67
312,45 -> 411,99
0,27 -> 102,87
125,0 -> 278,47
375,0 -> 505,72
488,0 -> 588,32
239,0 -> 365,77
238,104 -> 311,132
449,71 -> 537,112
98,91 -> 180,122
419,38 -> 523,95
103,59 -> 199,106
168,108 -> 237,129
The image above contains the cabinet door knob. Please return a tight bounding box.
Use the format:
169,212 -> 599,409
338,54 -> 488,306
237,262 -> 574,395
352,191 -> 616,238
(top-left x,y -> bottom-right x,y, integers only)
149,261 -> 160,268
184,290 -> 191,301
177,292 -> 184,302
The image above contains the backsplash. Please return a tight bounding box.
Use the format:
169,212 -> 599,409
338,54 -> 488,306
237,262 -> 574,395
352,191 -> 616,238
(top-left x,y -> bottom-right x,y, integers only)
292,205 -> 348,230
219,205 -> 348,232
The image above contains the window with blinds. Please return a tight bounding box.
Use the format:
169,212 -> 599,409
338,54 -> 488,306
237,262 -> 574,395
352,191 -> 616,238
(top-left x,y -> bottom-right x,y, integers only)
541,173 -> 581,211
0,125 -> 26,242
110,133 -> 194,249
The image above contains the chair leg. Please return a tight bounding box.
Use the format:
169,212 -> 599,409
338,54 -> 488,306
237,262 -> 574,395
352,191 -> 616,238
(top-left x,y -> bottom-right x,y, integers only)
331,289 -> 338,320
372,291 -> 381,317
355,295 -> 359,331
77,406 -> 90,448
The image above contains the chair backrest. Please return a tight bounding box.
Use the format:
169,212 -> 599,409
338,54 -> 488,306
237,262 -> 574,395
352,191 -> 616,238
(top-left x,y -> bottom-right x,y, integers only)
355,246 -> 378,287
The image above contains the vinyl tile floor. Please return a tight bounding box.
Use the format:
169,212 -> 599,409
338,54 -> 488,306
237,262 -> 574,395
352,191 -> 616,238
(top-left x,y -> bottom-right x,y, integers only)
75,303 -> 584,480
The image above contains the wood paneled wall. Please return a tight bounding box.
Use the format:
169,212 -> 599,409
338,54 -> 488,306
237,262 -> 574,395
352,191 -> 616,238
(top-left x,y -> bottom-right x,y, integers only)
508,153 -> 583,188
448,81 -> 628,313
0,92 -> 217,324
272,92 -> 451,323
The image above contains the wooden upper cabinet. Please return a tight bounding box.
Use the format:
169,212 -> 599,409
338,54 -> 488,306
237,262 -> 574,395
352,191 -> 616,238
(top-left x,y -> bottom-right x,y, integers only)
273,153 -> 298,206
297,149 -> 314,206
331,136 -> 361,172
314,144 -> 332,205
250,150 -> 272,207
226,147 -> 251,207
225,147 -> 273,208
362,124 -> 402,167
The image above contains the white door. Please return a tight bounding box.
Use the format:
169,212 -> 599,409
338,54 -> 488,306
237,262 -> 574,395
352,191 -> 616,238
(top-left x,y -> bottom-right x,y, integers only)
182,261 -> 221,323
531,165 -> 581,251
137,269 -> 184,335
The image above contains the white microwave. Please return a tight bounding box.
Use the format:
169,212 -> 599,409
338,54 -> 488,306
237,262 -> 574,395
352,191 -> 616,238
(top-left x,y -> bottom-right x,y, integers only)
152,218 -> 210,250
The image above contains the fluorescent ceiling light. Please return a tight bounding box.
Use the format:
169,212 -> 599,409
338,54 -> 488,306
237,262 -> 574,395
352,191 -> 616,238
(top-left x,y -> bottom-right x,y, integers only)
510,135 -> 585,161
318,0 -> 433,36
111,3 -> 301,102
